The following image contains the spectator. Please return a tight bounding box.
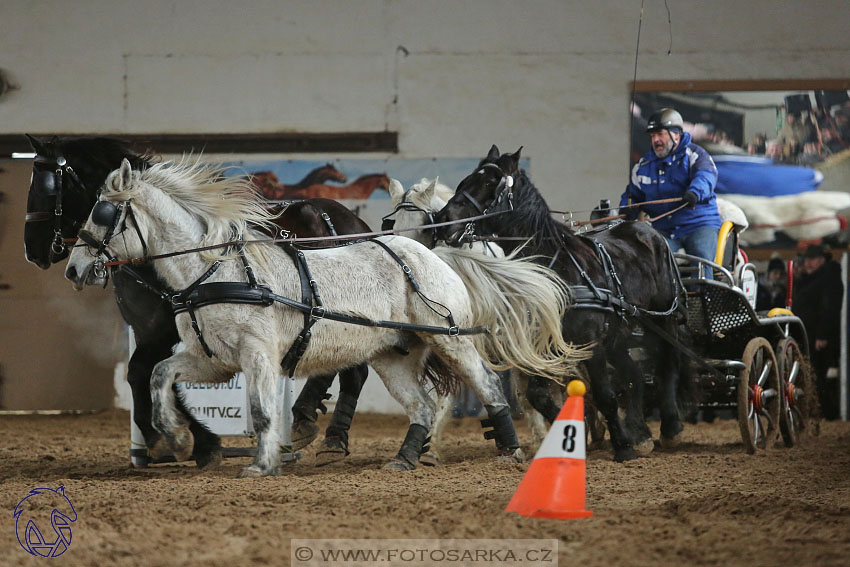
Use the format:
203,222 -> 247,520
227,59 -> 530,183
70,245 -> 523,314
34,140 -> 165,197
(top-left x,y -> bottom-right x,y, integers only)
775,112 -> 815,161
791,244 -> 843,420
756,257 -> 787,311
748,133 -> 767,155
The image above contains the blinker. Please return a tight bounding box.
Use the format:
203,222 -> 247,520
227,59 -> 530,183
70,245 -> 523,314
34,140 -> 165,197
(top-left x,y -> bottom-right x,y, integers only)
91,200 -> 118,227
381,218 -> 395,231
32,170 -> 57,196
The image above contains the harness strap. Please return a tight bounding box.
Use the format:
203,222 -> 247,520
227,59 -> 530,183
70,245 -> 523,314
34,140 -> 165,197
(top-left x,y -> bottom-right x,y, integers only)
320,212 -> 338,237
279,244 -> 325,376
169,261 -> 222,358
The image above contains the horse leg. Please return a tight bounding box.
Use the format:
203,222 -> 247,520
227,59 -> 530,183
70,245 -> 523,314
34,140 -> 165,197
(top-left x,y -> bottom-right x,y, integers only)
608,338 -> 653,456
315,363 -> 369,466
420,391 -> 454,466
427,338 -> 523,462
369,347 -> 434,471
150,351 -> 231,463
240,349 -> 285,477
512,370 -> 549,452
655,324 -> 685,447
586,348 -> 636,462
291,372 -> 335,449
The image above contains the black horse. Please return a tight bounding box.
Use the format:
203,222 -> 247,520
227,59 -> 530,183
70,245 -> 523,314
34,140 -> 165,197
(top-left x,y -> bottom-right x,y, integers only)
434,145 -> 689,461
24,135 -> 370,466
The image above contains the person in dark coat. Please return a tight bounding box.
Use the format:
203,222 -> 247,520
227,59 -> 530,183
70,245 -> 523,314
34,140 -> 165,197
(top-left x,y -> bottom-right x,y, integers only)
792,244 -> 844,419
756,257 -> 788,311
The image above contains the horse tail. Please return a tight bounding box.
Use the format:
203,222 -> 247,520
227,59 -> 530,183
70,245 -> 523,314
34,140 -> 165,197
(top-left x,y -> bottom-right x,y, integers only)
431,246 -> 590,382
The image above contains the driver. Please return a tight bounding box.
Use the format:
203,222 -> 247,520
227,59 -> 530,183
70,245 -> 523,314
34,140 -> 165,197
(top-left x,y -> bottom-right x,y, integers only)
620,107 -> 722,278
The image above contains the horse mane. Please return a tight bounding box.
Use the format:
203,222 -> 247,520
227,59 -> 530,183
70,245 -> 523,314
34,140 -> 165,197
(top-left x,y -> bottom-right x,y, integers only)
507,170 -> 597,265
109,156 -> 280,266
58,136 -> 155,172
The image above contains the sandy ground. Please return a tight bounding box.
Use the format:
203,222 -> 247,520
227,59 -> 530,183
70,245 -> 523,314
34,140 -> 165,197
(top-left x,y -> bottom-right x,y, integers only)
1,409 -> 849,567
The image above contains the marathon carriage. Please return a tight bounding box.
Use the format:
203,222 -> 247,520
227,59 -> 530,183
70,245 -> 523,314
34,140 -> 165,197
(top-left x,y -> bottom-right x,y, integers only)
668,220 -> 818,452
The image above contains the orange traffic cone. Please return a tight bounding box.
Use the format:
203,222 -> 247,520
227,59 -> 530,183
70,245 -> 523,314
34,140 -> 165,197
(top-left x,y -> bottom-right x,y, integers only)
505,380 -> 592,519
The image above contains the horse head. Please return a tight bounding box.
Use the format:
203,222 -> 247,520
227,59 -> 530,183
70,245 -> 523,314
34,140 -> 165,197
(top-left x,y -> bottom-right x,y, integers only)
434,145 -> 522,246
319,162 -> 347,184
65,158 -> 144,289
24,134 -> 150,269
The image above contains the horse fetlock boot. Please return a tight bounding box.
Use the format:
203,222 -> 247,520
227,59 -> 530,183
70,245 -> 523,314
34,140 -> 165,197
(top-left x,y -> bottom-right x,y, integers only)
291,377 -> 334,450
315,393 -> 358,467
481,406 -> 521,456
383,423 -> 429,471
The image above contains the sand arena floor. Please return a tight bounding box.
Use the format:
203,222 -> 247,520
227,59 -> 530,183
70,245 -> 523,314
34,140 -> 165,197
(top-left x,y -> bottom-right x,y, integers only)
1,410 -> 849,567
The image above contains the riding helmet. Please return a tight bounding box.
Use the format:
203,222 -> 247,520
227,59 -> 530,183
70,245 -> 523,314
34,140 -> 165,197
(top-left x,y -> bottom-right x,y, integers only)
646,108 -> 684,133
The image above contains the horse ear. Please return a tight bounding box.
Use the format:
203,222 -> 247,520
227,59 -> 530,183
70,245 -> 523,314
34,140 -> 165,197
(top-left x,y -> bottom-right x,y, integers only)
486,144 -> 500,162
119,158 -> 133,190
108,158 -> 133,193
388,178 -> 405,202
25,134 -> 48,155
421,178 -> 437,201
506,146 -> 523,172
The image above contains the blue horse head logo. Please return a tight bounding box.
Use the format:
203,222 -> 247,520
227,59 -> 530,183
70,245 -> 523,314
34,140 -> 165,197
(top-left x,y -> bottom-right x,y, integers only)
13,486 -> 77,557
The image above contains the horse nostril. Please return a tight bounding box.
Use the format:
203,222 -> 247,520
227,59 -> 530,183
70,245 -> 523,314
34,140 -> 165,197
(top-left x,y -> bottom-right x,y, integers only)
66,265 -> 77,281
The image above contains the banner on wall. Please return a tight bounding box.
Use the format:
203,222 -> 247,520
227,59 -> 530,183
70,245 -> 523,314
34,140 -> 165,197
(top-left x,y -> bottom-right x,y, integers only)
223,157 -> 530,230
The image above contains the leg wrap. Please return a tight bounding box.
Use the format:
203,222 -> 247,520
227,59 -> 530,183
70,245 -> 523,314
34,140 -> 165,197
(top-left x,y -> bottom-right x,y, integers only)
338,364 -> 369,398
480,405 -> 520,452
395,423 -> 430,468
324,392 -> 359,452
291,373 -> 334,422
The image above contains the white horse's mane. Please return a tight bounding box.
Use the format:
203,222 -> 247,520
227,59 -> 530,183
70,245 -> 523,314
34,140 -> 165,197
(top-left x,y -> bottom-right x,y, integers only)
104,156 -> 279,264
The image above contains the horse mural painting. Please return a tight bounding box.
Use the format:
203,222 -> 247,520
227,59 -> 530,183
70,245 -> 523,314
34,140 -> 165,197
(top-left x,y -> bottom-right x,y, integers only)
22,135 -> 373,466
249,164 -> 347,201
434,146 -> 690,462
64,157 -> 585,476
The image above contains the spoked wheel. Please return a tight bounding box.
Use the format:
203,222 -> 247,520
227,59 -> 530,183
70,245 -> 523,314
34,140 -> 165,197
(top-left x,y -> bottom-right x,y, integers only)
737,337 -> 781,453
776,338 -> 819,447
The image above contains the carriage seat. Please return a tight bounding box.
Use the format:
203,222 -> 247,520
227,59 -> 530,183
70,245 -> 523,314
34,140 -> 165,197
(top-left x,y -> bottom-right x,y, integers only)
714,220 -> 757,309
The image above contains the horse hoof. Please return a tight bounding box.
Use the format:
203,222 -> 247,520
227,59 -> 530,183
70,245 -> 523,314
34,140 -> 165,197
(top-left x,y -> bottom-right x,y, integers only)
382,458 -> 416,471
291,420 -> 320,450
496,447 -> 526,464
660,432 -> 682,449
195,448 -> 223,469
419,451 -> 441,467
613,447 -> 637,462
237,465 -> 279,478
634,438 -> 655,457
315,441 -> 348,467
168,427 -> 194,462
149,437 -> 171,460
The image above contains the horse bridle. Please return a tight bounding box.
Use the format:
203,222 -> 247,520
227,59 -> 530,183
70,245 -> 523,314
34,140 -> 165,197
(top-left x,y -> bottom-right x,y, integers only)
77,199 -> 149,280
381,193 -> 439,249
25,154 -> 89,259
453,163 -> 514,243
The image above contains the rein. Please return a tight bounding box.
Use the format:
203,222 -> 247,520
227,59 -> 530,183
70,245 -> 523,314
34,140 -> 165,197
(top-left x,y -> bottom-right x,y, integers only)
97,209 -> 510,267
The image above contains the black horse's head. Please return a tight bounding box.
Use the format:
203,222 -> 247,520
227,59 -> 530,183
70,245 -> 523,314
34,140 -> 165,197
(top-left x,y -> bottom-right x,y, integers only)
434,145 -> 522,246
24,134 -> 150,269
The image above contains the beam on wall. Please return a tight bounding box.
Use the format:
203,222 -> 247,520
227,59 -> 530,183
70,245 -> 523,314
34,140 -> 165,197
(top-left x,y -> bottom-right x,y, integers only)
0,131 -> 398,157
632,79 -> 850,93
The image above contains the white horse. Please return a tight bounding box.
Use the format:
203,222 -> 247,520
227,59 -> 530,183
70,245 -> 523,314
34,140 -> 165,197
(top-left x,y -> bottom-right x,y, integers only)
387,177 -> 557,457
66,158 -> 583,477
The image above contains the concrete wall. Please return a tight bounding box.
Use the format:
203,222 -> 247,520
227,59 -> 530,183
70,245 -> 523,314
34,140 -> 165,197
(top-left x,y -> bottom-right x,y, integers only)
3,1 -> 849,209
1,0 -> 849,411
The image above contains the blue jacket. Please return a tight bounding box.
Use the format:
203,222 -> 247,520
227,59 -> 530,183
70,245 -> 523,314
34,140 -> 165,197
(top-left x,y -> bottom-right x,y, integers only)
620,132 -> 722,238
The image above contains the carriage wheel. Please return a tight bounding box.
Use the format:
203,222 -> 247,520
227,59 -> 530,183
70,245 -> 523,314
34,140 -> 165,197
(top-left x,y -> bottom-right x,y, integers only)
737,337 -> 781,453
776,338 -> 819,447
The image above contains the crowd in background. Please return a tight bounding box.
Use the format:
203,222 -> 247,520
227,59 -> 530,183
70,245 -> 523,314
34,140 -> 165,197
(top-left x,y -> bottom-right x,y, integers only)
757,245 -> 844,420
